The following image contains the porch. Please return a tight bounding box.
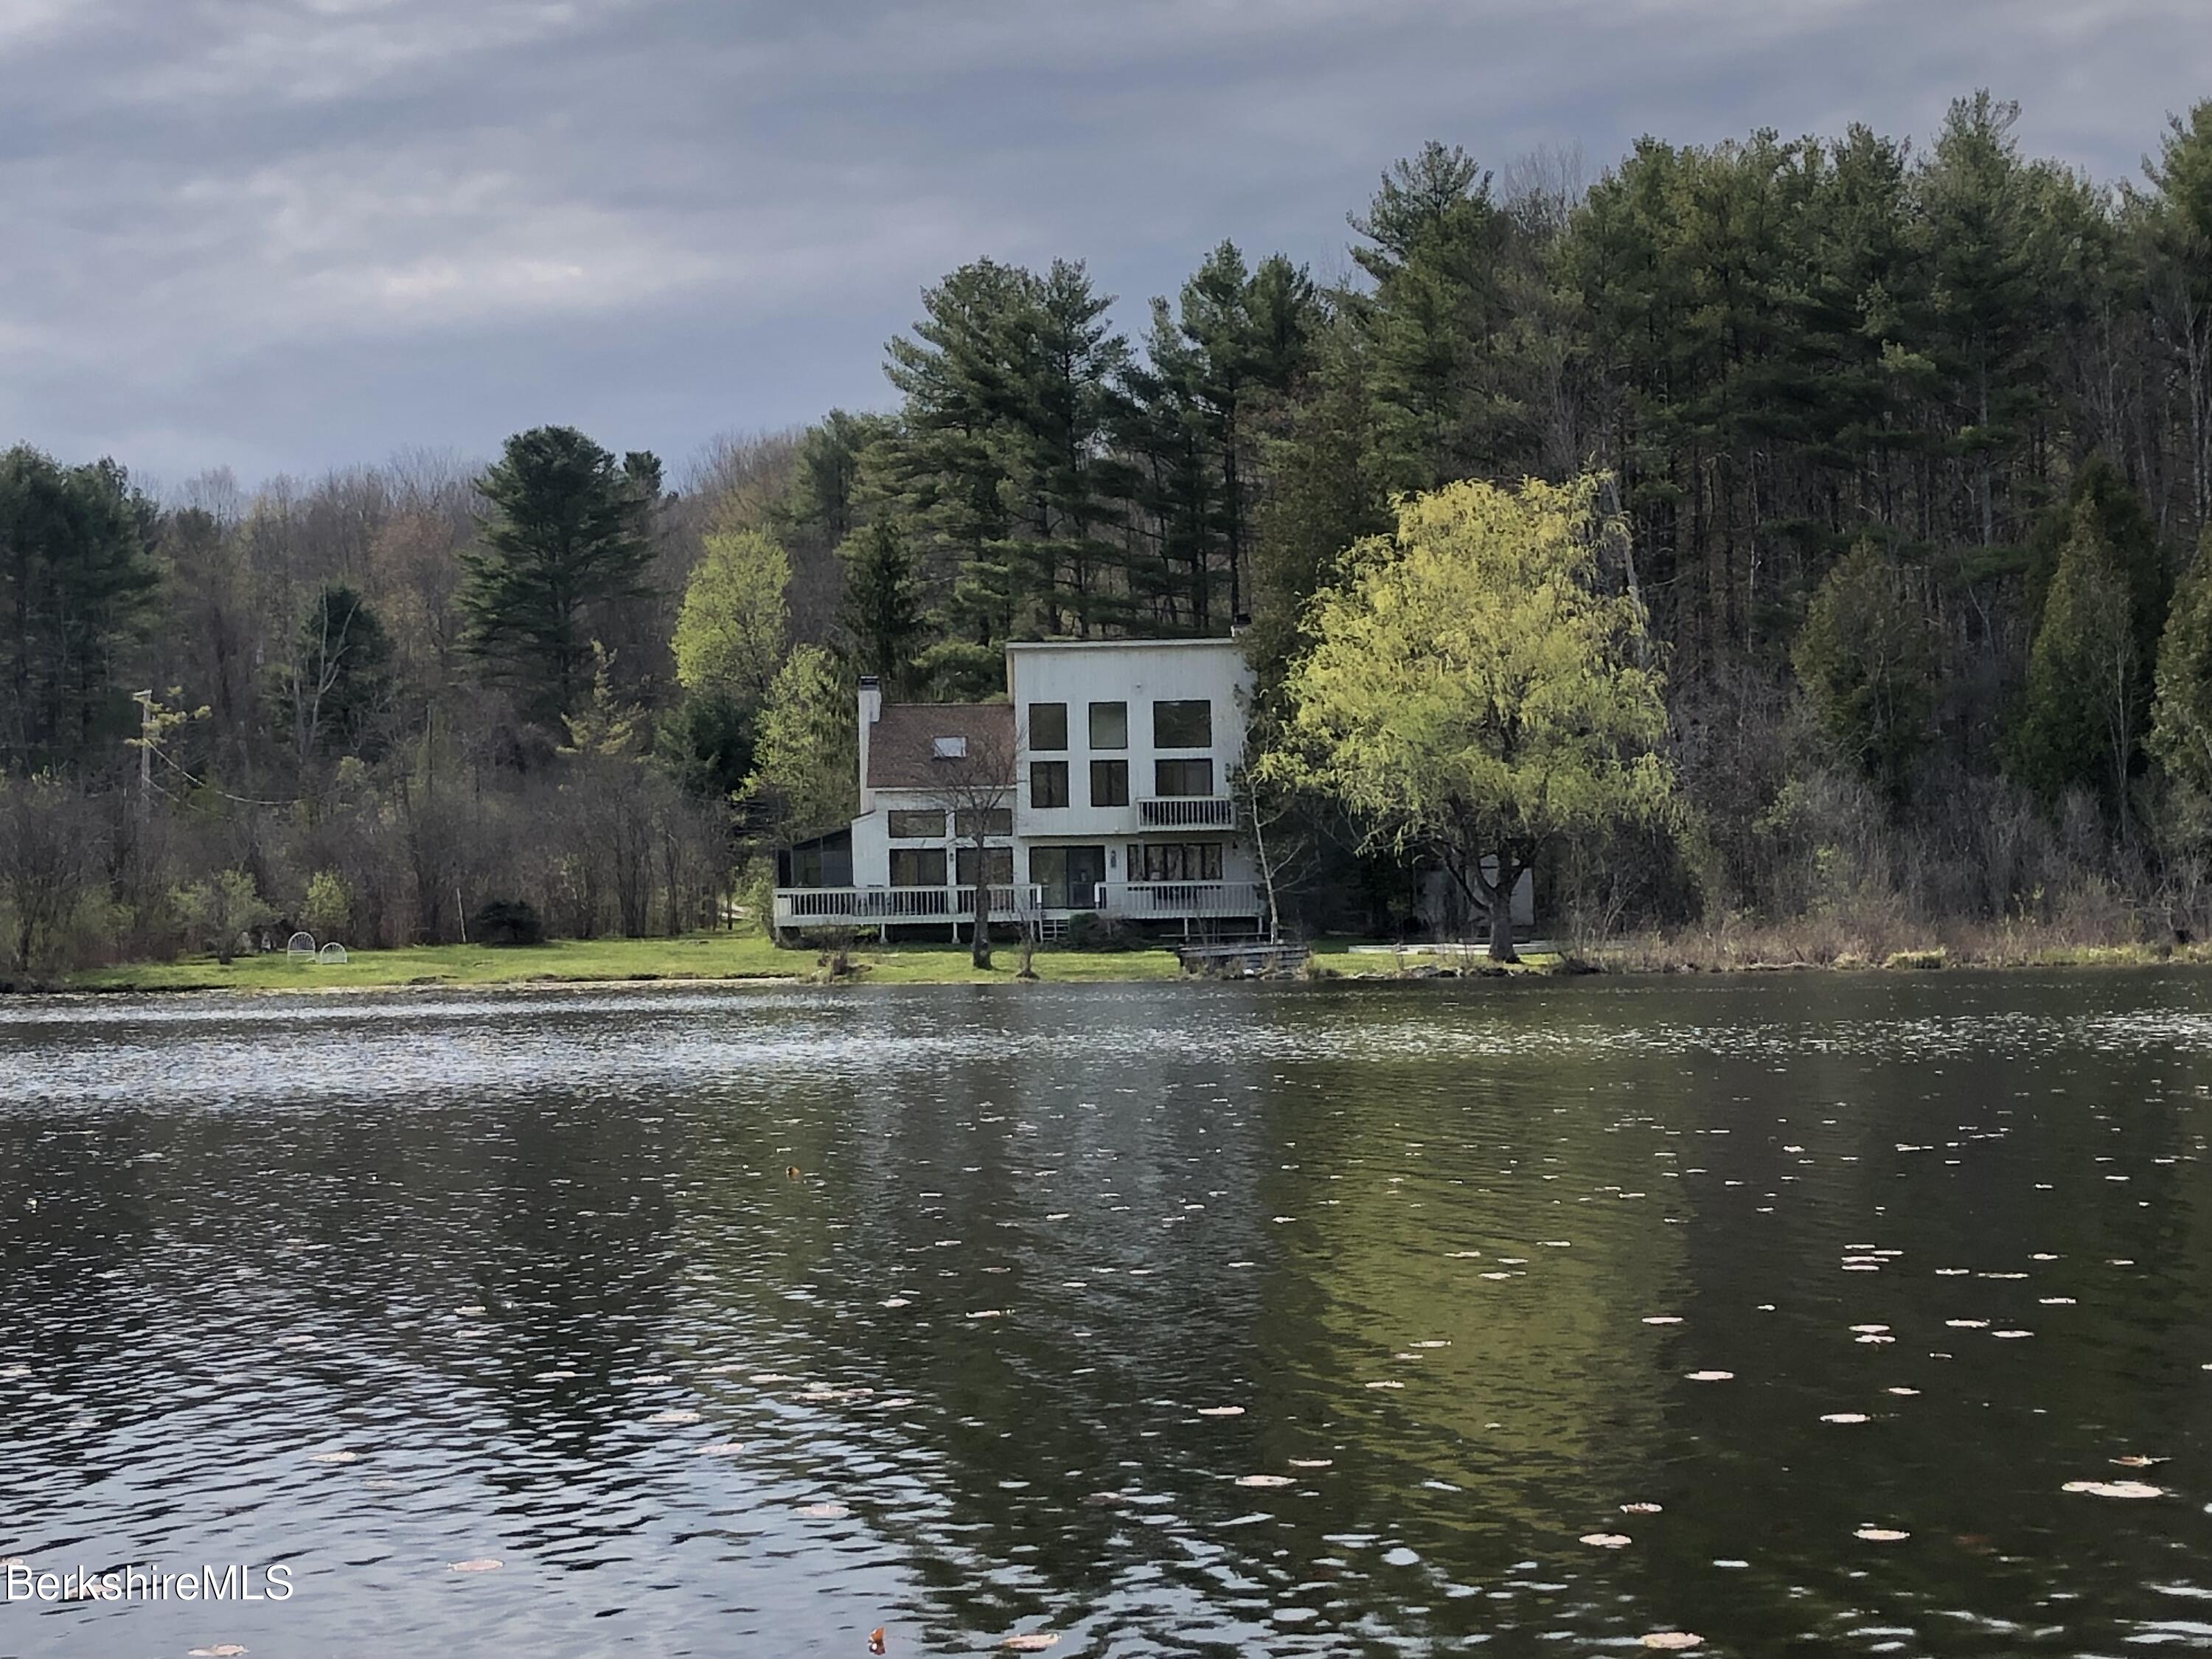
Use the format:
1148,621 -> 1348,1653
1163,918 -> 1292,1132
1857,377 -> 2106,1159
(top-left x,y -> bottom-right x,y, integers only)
771,880 -> 1265,933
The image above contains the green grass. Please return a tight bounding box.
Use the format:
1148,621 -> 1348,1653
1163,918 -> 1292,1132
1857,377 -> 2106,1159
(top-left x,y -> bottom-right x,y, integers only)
66,931 -> 1192,994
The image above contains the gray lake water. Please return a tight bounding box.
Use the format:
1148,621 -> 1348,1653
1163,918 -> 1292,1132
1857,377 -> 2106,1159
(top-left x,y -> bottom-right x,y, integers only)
4,972 -> 2212,1657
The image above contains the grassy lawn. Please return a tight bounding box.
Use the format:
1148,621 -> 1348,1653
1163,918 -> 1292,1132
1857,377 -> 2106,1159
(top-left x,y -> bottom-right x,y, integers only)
66,931 -> 1192,994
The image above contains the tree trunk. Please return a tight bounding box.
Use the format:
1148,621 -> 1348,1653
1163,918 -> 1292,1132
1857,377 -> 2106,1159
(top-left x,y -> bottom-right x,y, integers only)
970,873 -> 992,970
1485,869 -> 1520,964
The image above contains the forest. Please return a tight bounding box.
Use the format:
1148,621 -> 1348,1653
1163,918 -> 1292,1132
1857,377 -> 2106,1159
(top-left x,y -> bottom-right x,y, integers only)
4,91 -> 2212,978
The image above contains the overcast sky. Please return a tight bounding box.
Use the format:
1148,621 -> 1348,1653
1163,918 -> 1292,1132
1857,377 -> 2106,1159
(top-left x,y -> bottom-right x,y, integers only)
2,0 -> 2208,491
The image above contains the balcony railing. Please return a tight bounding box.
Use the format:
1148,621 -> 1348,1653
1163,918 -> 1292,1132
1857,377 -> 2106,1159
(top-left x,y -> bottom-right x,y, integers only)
1093,881 -> 1263,919
773,884 -> 1044,928
1138,796 -> 1236,829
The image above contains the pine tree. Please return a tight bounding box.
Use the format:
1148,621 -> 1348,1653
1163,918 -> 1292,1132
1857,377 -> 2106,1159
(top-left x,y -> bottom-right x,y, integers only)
460,427 -> 658,726
836,518 -> 922,694
0,445 -> 158,772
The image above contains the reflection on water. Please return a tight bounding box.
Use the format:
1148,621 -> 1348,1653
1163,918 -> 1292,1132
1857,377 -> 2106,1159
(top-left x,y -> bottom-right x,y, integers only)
4,972 -> 2212,1656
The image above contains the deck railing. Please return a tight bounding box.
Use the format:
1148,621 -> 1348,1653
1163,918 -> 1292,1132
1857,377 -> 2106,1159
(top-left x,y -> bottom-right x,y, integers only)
773,885 -> 1044,928
1092,881 -> 1263,919
1138,796 -> 1237,829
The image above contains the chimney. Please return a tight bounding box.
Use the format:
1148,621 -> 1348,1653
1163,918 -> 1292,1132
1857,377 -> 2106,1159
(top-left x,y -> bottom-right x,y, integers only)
857,675 -> 882,813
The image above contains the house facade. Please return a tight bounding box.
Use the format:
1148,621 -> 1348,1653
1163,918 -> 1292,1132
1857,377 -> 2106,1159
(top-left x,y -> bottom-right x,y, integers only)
773,638 -> 1267,939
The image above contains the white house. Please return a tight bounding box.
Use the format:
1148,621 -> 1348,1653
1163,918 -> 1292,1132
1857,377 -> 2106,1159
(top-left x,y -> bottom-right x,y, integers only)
773,638 -> 1268,939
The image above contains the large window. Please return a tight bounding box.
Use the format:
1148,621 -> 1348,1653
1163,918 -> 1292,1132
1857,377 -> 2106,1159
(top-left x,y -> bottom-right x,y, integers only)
1030,760 -> 1069,808
889,848 -> 947,887
1089,759 -> 1129,807
953,807 -> 1013,838
887,809 -> 946,839
956,846 -> 1015,887
1029,702 -> 1068,751
1136,842 -> 1223,883
1088,700 -> 1127,750
1153,699 -> 1211,748
1154,757 -> 1214,798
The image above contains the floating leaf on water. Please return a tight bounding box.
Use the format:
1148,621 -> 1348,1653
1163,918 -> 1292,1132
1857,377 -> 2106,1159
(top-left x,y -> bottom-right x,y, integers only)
1642,1317 -> 1683,1326
1196,1406 -> 1245,1417
1820,1413 -> 1870,1425
1641,1634 -> 1703,1651
2113,1455 -> 2168,1467
2032,1253 -> 2060,1261
2063,1480 -> 2163,1498
869,1628 -> 886,1655
1271,1216 -> 1296,1224
1289,1458 -> 1333,1469
448,1558 -> 501,1573
1580,1532 -> 1632,1548
1935,1268 -> 1970,1277
1411,1340 -> 1451,1349
1854,1527 -> 1909,1542
1855,1334 -> 1896,1345
1885,1387 -> 1921,1397
307,1450 -> 358,1464
1001,1635 -> 1060,1651
1621,1502 -> 1663,1514
1992,1329 -> 2034,1339
798,1502 -> 850,1518
647,1409 -> 700,1425
1365,1380 -> 1404,1390
1849,1324 -> 1891,1334
879,1298 -> 911,1309
1685,1371 -> 1734,1382
1945,1320 -> 1989,1329
2039,1297 -> 2076,1306
1447,1251 -> 1484,1259
1236,1474 -> 1294,1487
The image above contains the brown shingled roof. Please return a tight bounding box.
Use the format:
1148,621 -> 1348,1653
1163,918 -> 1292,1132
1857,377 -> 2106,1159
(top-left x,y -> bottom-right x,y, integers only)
866,703 -> 1016,790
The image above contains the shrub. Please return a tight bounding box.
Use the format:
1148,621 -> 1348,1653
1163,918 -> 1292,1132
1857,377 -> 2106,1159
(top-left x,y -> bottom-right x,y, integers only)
471,898 -> 545,947
300,870 -> 352,942
1066,911 -> 1136,951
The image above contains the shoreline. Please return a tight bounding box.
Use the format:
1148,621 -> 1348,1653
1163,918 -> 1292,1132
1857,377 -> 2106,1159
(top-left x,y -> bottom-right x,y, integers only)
22,931 -> 2210,1000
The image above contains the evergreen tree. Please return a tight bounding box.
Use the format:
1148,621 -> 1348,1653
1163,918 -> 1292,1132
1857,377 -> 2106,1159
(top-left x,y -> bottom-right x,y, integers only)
836,518 -> 922,694
2014,499 -> 2143,817
0,445 -> 158,773
460,427 -> 658,726
2149,532 -> 2212,799
1792,543 -> 1935,799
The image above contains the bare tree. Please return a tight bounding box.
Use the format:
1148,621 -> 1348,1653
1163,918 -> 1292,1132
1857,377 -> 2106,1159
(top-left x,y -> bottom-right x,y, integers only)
921,726 -> 1020,970
0,776 -> 108,979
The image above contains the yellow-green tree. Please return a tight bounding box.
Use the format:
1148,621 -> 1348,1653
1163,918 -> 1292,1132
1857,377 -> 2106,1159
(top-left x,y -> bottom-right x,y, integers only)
672,528 -> 790,706
1267,475 -> 1672,960
743,644 -> 857,841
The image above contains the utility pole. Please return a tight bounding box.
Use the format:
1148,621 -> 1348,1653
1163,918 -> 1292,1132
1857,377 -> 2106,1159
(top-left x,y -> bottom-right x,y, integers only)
133,690 -> 153,821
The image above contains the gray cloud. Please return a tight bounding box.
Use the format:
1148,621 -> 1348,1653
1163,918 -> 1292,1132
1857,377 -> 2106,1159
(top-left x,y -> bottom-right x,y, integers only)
1,0 -> 2206,485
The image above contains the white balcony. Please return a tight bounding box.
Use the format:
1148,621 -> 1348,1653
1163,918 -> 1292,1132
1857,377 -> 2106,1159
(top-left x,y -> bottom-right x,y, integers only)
1093,881 -> 1263,919
1138,796 -> 1236,829
773,884 -> 1043,929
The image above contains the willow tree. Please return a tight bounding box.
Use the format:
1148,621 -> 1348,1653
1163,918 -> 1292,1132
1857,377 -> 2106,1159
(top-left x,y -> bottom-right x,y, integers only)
1267,475 -> 1672,960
